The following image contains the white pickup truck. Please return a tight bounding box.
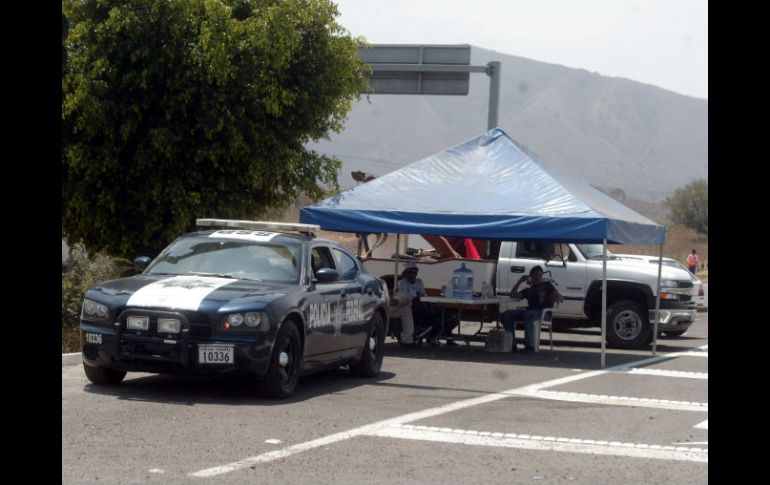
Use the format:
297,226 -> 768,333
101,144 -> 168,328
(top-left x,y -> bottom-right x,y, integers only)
363,240 -> 697,349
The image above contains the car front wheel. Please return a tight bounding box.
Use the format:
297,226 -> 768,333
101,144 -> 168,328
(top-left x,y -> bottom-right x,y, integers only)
605,300 -> 651,349
262,321 -> 302,399
83,363 -> 126,385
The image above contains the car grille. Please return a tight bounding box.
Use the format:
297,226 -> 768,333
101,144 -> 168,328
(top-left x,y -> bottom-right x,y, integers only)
119,309 -> 212,338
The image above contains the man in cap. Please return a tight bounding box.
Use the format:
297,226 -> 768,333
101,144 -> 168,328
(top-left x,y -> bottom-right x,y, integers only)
388,262 -> 424,347
391,262 -> 458,347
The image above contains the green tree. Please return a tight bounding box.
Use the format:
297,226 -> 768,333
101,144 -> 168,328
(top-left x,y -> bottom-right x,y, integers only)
62,0 -> 369,258
664,179 -> 708,235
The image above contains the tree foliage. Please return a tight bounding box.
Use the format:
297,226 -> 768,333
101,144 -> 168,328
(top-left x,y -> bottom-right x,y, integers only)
664,179 -> 707,235
62,0 -> 369,258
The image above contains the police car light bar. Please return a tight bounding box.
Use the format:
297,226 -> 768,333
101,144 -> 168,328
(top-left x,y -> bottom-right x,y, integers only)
196,219 -> 320,235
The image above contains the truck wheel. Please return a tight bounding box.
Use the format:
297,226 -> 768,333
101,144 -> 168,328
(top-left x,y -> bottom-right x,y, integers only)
606,300 -> 650,349
262,322 -> 302,399
663,330 -> 687,337
350,313 -> 385,377
83,363 -> 126,385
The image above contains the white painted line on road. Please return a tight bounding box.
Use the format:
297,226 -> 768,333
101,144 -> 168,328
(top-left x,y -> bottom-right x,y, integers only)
514,390 -> 707,412
694,420 -> 708,430
619,368 -> 707,380
190,346 -> 706,478
672,351 -> 708,358
149,469 -> 165,474
264,439 -> 282,445
375,424 -> 707,463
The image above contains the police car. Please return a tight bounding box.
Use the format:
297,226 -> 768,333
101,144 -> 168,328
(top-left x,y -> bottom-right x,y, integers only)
80,219 -> 390,398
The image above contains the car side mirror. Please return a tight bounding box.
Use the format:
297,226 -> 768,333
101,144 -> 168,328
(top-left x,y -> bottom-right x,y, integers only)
133,256 -> 152,270
315,268 -> 339,283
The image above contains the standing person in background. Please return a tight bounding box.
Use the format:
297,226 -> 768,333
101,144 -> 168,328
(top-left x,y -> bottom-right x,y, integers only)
687,249 -> 700,274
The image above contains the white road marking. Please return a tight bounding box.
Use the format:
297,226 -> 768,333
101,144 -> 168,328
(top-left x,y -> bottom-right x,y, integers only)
694,420 -> 708,430
190,344 -> 708,478
264,439 -> 282,445
375,424 -> 707,463
149,469 -> 165,474
672,351 -> 708,358
514,390 -> 707,412
619,368 -> 708,380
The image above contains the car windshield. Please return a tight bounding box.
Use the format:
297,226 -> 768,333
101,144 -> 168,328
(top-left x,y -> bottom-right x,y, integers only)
575,244 -> 615,260
145,236 -> 301,284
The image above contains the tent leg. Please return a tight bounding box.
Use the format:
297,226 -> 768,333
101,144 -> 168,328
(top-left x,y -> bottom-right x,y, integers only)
652,244 -> 663,356
356,233 -> 363,258
393,234 -> 401,295
601,239 -> 607,369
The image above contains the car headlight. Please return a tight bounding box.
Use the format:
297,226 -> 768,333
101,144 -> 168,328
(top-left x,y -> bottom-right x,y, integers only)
157,318 -> 181,334
81,299 -> 111,321
244,312 -> 261,327
127,315 -> 149,330
227,313 -> 244,327
223,312 -> 269,331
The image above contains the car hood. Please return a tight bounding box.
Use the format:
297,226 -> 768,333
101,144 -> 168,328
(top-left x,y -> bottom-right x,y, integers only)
88,274 -> 298,312
593,259 -> 692,282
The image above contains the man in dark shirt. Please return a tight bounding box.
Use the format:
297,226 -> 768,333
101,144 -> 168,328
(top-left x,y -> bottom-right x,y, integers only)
502,265 -> 563,351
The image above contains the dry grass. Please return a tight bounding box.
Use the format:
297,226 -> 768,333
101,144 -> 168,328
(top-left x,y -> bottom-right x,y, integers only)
63,326 -> 80,353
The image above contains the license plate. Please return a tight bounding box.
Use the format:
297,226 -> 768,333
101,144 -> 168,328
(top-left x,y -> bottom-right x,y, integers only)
85,332 -> 102,344
198,345 -> 234,364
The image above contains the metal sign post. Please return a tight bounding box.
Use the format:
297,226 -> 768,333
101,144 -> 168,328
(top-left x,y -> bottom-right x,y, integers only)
359,45 -> 501,129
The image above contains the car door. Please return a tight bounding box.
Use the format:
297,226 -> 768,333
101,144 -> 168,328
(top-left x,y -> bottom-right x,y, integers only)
303,244 -> 350,363
331,247 -> 368,352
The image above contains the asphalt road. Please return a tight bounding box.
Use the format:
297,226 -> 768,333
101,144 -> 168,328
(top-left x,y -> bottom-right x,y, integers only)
62,313 -> 708,485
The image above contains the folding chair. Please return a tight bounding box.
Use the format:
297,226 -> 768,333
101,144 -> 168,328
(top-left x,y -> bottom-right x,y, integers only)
532,303 -> 558,353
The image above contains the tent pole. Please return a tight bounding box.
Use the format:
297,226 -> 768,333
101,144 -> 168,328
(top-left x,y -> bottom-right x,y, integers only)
601,239 -> 607,369
652,244 -> 663,355
394,234 -> 401,295
356,233 -> 363,258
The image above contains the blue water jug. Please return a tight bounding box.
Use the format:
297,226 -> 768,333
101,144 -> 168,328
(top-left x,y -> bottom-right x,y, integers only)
451,263 -> 474,299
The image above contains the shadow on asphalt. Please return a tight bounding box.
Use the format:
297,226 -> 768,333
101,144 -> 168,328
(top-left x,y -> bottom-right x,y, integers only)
380,331 -> 705,371
81,328 -> 705,406
83,368 -> 398,406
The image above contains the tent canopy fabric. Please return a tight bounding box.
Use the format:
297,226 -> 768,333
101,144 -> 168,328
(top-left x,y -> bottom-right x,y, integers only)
300,129 -> 664,245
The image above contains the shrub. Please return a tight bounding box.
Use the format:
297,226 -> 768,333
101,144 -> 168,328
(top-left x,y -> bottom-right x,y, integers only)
61,244 -> 132,352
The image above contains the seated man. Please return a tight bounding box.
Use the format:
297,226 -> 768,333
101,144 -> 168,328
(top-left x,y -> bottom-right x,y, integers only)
397,262 -> 458,347
501,265 -> 563,352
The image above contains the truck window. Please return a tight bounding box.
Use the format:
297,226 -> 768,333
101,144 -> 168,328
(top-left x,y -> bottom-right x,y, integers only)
575,244 -> 615,260
516,242 -> 556,260
558,243 -> 578,262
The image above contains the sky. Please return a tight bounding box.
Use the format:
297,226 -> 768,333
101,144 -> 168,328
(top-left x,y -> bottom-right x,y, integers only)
333,0 -> 708,99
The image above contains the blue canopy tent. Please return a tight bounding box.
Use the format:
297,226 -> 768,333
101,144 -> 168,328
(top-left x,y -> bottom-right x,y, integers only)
300,128 -> 667,366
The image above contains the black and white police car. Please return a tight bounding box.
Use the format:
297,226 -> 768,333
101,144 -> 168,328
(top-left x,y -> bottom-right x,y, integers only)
80,219 -> 390,398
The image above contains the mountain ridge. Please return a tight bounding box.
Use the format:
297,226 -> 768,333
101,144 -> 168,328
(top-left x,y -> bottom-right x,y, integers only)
312,45 -> 707,202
